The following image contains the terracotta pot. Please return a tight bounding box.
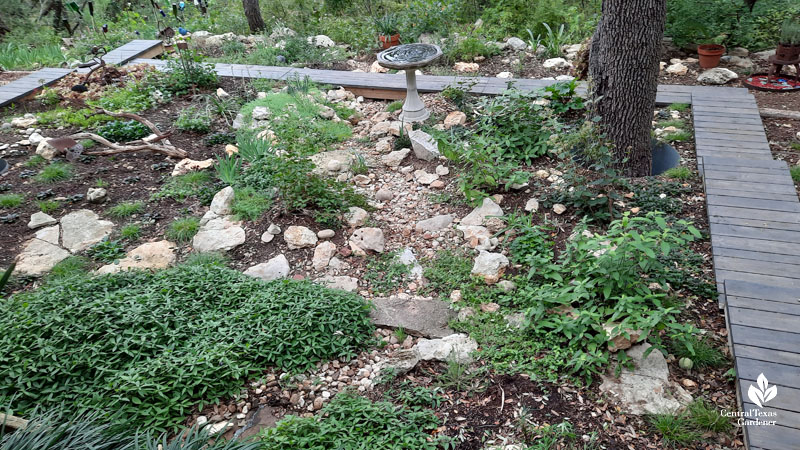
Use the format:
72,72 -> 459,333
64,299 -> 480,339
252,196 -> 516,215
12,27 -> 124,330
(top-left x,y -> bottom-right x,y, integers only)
775,43 -> 800,61
697,44 -> 725,69
379,34 -> 400,49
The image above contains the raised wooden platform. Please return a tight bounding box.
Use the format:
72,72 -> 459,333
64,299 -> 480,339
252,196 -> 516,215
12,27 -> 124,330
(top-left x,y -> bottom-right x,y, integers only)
725,280 -> 800,450
129,57 -> 753,105
0,68 -> 73,107
102,40 -> 163,66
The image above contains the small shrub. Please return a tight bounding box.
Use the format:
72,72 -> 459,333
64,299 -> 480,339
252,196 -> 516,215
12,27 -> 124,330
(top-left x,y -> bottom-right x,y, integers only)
87,239 -> 126,263
649,414 -> 701,446
36,108 -> 114,129
687,398 -> 732,433
25,155 -> 47,168
175,107 -> 212,133
155,52 -> 219,96
120,223 -> 142,241
152,172 -> 217,203
668,103 -> 690,112
36,199 -> 61,214
108,201 -> 144,219
231,187 -> 272,221
97,120 -> 150,143
47,256 -> 91,281
446,36 -> 500,62
663,166 -> 693,180
669,334 -> 727,368
663,130 -> 692,142
92,80 -> 159,113
215,156 -> 241,185
261,393 -> 449,449
36,162 -> 72,183
790,165 -> 800,183
0,193 -> 24,209
166,217 -> 200,242
386,100 -> 403,112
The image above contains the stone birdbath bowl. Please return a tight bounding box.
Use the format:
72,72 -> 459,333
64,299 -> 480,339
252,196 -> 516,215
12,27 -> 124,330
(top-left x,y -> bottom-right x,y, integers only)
377,43 -> 442,122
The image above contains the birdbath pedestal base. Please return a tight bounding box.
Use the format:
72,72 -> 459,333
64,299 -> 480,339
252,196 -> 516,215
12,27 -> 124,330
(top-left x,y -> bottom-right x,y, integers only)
376,43 -> 443,124
399,69 -> 429,123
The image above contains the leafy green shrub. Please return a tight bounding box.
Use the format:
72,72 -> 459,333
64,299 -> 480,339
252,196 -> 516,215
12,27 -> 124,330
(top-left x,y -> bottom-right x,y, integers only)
231,187 -> 272,221
237,154 -> 368,228
91,79 -> 159,113
0,260 -> 373,432
87,239 -> 126,263
36,108 -> 114,128
175,107 -> 212,133
166,217 -> 200,242
152,172 -> 217,203
35,162 -> 72,183
107,201 -> 144,218
0,194 -> 24,209
445,36 -> 500,62
388,382 -> 444,409
97,120 -> 150,143
261,393 -> 449,449
156,52 -> 219,96
481,0 -> 598,41
512,213 -> 702,380
629,179 -> 691,215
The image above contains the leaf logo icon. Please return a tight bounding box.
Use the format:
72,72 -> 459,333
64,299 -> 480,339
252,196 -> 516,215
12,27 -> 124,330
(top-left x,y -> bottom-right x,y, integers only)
748,373 -> 778,408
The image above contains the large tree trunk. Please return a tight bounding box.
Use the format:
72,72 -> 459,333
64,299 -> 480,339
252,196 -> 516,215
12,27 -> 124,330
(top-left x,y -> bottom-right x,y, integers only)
242,0 -> 265,33
589,0 -> 666,177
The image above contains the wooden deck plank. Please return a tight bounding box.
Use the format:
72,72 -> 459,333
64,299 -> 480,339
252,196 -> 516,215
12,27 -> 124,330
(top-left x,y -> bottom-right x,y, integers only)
706,195 -> 800,213
710,223 -> 800,242
705,179 -> 798,195
715,257 -> 800,279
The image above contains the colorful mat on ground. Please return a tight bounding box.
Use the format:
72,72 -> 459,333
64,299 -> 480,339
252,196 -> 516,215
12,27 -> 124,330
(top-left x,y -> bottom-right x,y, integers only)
743,73 -> 800,91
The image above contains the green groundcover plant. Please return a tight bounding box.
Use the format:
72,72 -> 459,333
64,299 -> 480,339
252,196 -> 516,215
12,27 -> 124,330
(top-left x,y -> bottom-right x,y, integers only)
0,257 -> 374,433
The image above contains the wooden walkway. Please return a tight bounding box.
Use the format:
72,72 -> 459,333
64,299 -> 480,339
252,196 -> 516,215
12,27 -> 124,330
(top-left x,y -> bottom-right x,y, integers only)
691,91 -> 800,450
129,57 -> 752,105
0,68 -> 73,107
102,40 -> 163,66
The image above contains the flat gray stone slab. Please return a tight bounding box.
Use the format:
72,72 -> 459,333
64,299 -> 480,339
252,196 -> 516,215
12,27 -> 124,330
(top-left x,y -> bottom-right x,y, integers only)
370,296 -> 455,338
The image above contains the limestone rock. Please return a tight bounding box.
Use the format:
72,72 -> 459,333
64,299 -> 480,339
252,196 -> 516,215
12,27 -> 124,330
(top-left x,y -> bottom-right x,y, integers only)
11,115 -> 37,128
665,63 -> 688,75
471,251 -> 509,284
316,275 -> 359,292
603,323 -> 648,353
524,198 -> 539,212
251,106 -> 271,120
413,169 -> 439,185
172,158 -> 214,176
410,130 -> 440,161
397,247 -> 423,279
344,206 -> 369,228
543,57 -> 570,69
461,197 -> 503,226
309,150 -> 356,175
697,68 -> 738,85
553,203 -> 567,214
370,296 -> 456,338
244,254 -> 291,281
36,140 -> 59,160
28,212 -> 57,229
192,217 -> 246,252
443,111 -> 467,129
381,148 -> 411,167
14,236 -> 70,276
350,227 -> 384,253
506,37 -> 527,51
60,209 -> 114,253
97,240 -> 176,274
454,62 -> 479,72
210,186 -> 235,216
284,226 -> 318,249
496,71 -> 513,79
312,241 -> 337,271
415,214 -> 453,232
415,334 -> 478,364
86,187 -> 107,204
308,34 -> 335,47
599,343 -> 692,415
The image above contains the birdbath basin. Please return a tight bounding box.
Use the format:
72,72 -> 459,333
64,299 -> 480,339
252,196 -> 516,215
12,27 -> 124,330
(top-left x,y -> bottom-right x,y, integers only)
377,43 -> 442,122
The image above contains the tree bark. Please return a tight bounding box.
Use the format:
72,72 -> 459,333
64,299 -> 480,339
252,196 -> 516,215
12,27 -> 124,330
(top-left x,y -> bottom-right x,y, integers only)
242,0 -> 266,33
589,0 -> 666,177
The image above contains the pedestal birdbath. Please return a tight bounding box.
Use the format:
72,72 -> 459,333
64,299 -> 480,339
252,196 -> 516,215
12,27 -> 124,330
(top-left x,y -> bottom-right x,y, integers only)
377,43 -> 442,122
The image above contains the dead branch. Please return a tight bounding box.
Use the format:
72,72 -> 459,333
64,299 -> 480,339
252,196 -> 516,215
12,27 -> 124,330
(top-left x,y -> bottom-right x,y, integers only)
759,108 -> 800,121
70,132 -> 187,158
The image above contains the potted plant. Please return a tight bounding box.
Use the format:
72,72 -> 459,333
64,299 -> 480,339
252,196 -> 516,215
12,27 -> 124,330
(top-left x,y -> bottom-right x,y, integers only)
698,42 -> 726,69
776,19 -> 800,61
375,14 -> 400,49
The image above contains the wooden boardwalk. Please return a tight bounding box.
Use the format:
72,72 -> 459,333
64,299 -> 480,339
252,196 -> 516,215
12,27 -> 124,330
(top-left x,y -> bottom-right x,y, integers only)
691,91 -> 800,450
0,68 -> 73,107
129,58 -> 752,105
102,40 -> 163,66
